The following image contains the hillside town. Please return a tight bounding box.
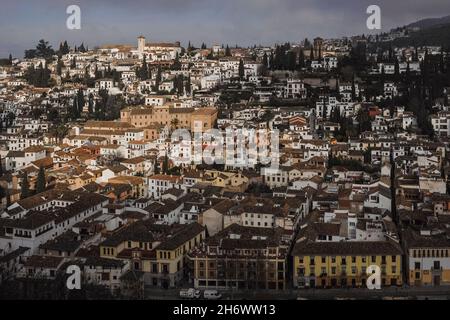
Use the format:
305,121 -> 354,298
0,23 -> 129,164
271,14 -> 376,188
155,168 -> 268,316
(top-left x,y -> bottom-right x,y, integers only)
0,26 -> 450,300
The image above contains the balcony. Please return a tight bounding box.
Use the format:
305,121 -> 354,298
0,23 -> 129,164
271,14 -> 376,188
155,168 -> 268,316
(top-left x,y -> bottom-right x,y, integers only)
431,267 -> 443,274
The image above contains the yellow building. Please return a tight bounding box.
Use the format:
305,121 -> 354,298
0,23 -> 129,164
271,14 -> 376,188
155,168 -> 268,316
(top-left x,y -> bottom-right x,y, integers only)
190,107 -> 218,132
403,227 -> 450,286
121,105 -> 217,133
292,241 -> 403,288
107,175 -> 147,199
100,221 -> 205,288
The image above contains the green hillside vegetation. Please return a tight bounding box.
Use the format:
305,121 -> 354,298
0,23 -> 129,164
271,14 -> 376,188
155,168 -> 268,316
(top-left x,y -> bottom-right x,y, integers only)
392,23 -> 450,47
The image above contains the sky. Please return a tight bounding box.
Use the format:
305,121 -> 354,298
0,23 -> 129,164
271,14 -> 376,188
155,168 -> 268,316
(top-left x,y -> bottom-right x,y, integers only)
1,0 -> 450,57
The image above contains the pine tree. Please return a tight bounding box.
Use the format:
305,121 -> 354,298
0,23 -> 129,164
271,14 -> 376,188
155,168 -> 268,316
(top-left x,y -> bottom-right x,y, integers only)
36,166 -> 46,194
20,175 -> 30,199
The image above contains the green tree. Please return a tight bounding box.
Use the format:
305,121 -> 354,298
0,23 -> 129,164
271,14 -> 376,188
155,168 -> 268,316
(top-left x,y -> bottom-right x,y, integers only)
162,154 -> 169,174
185,76 -> 191,95
20,175 -> 30,199
262,52 -> 268,68
62,41 -> 70,55
88,93 -> 94,116
35,39 -> 55,60
172,52 -> 181,70
154,66 -> 162,91
238,59 -> 245,80
154,159 -> 160,174
298,49 -> 305,69
225,45 -> 231,57
77,89 -> 84,116
36,166 -> 46,194
139,55 -> 149,80
56,58 -> 63,76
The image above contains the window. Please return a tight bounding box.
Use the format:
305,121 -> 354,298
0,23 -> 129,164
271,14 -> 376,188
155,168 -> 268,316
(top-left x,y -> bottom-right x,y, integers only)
433,261 -> 440,270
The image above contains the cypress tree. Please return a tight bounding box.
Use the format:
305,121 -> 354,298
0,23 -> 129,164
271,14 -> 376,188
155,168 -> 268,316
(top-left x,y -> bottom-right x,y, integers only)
56,58 -> 63,76
162,154 -> 169,174
239,59 -> 245,80
36,166 -> 46,194
20,175 -> 30,199
185,76 -> 191,95
77,89 -> 84,115
88,93 -> 94,116
298,50 -> 305,69
225,45 -> 232,57
262,52 -> 268,68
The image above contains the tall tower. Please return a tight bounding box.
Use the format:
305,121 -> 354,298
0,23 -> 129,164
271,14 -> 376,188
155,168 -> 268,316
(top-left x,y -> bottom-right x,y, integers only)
138,35 -> 146,53
313,37 -> 323,60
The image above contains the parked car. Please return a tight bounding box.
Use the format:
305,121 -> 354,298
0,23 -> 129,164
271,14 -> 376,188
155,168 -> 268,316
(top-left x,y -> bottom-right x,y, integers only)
203,290 -> 222,300
179,288 -> 201,299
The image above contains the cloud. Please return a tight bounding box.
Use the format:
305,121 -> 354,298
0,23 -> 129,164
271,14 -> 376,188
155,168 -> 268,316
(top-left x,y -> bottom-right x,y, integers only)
0,0 -> 449,57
